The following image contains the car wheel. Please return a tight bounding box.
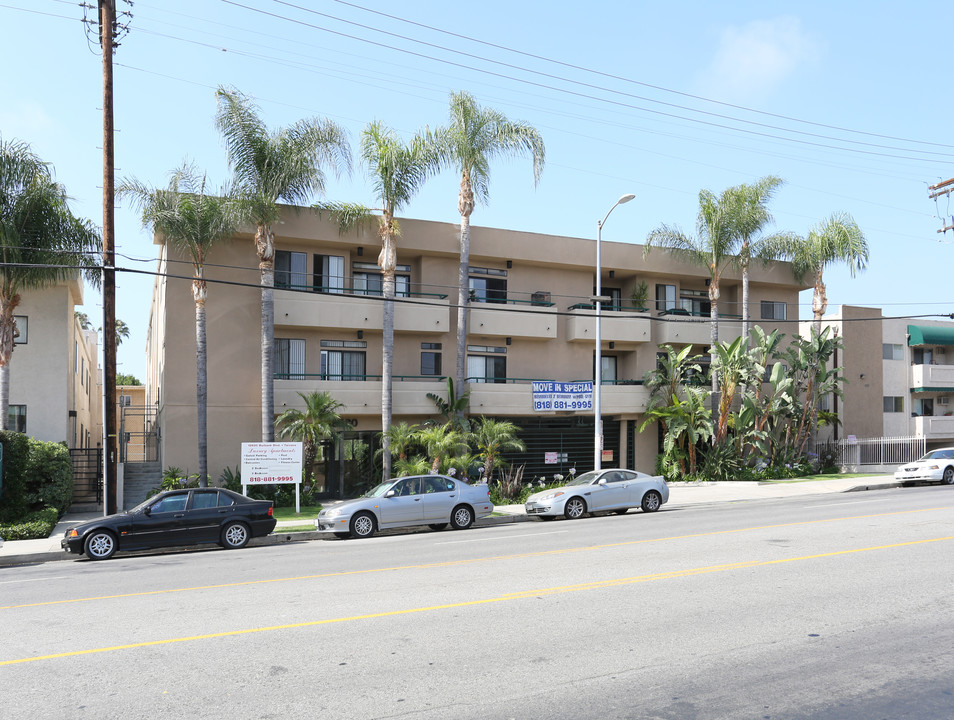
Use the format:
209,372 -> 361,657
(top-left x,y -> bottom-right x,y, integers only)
221,521 -> 250,549
943,467 -> 954,485
333,532 -> 350,539
450,505 -> 474,530
428,523 -> 448,531
350,512 -> 376,539
641,490 -> 662,513
613,508 -> 628,515
84,530 -> 117,560
564,496 -> 587,519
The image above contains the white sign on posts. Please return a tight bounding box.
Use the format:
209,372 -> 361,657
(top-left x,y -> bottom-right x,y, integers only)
241,442 -> 303,513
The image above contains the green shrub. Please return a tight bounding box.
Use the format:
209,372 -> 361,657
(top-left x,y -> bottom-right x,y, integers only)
0,431 -> 31,520
24,438 -> 73,514
0,507 -> 59,540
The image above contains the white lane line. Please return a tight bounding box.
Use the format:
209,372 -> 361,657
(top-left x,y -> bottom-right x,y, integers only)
437,530 -> 568,545
0,576 -> 70,585
804,498 -> 896,509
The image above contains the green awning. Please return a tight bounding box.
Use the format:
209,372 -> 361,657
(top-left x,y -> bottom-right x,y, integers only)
907,324 -> 954,346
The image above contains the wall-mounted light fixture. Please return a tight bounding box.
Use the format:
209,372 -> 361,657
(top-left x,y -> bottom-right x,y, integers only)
609,342 -> 615,349
609,270 -> 615,278
506,337 -> 512,345
357,246 -> 363,256
357,330 -> 364,340
506,260 -> 513,269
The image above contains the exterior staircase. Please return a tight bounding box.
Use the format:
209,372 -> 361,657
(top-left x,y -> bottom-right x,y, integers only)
122,462 -> 162,509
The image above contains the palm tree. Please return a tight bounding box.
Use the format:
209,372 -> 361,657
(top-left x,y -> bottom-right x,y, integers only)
425,376 -> 471,430
275,390 -> 349,485
119,164 -> 241,486
786,212 -> 868,335
0,139 -> 99,429
415,422 -> 469,474
432,91 -> 545,407
215,87 -> 351,442
727,175 -> 794,344
358,120 -> 442,479
472,417 -> 526,483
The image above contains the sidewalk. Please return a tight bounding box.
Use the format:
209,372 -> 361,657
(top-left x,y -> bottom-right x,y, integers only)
0,475 -> 900,567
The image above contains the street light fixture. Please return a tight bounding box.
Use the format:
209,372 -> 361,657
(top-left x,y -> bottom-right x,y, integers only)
594,193 -> 635,471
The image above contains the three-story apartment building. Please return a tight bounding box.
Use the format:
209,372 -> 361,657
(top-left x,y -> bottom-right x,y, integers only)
146,208 -> 806,497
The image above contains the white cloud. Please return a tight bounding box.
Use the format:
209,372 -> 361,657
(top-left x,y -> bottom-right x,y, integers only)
696,17 -> 822,104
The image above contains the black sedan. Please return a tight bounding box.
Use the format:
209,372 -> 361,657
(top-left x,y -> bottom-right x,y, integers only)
62,488 -> 276,560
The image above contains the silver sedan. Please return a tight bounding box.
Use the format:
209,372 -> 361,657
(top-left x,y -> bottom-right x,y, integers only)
525,468 -> 668,520
315,475 -> 494,539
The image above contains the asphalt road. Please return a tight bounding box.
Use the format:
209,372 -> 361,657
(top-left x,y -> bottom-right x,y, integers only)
2,485 -> 953,719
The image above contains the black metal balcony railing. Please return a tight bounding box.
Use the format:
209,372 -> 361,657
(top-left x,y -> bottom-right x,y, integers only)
277,283 -> 448,300
569,303 -> 649,312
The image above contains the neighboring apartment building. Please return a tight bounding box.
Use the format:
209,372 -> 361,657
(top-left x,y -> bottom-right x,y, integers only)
8,274 -> 102,448
146,208 -> 806,497
813,305 -> 954,449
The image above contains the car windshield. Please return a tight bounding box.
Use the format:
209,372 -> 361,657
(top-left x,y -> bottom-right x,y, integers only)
566,471 -> 600,486
362,481 -> 398,498
922,449 -> 954,460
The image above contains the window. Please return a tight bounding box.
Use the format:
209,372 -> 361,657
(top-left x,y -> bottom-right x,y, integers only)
275,251 -> 308,290
81,357 -> 85,386
597,287 -> 622,310
353,262 -> 410,297
655,284 -> 676,312
74,341 -> 78,373
320,340 -> 367,381
883,396 -> 904,413
423,476 -> 454,493
467,347 -> 506,384
913,348 -> 934,365
13,316 -> 27,344
274,338 -> 306,380
680,288 -> 710,316
599,355 -> 617,385
314,254 -> 345,293
191,491 -> 220,510
151,493 -> 189,513
421,342 -> 442,376
469,276 -> 507,304
760,301 -> 787,320
8,405 -> 26,433
913,398 -> 934,417
882,343 -> 904,360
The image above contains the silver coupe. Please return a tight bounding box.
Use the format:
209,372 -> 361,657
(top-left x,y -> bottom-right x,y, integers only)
525,468 -> 668,520
315,474 -> 494,539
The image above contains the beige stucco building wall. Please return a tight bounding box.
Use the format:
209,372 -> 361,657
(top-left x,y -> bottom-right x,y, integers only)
8,275 -> 101,447
147,208 -> 807,479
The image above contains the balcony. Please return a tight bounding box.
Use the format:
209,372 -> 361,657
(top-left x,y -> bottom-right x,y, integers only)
910,363 -> 954,391
275,290 -> 450,334
565,305 -> 652,345
913,415 -> 954,440
275,375 -> 446,417
654,311 -> 742,347
468,300 -> 558,341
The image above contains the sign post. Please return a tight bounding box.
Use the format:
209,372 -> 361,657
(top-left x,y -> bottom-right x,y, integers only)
241,442 -> 303,513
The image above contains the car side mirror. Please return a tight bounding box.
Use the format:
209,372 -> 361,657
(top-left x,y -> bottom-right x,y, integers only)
597,478 -> 607,486
143,506 -> 152,516
385,490 -> 396,498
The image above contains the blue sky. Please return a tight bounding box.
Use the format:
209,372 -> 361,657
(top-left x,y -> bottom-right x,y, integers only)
3,1 -> 953,382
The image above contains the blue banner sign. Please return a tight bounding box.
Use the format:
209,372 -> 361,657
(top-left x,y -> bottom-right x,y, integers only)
532,380 -> 594,412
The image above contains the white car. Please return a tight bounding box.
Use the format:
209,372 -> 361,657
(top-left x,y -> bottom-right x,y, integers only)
525,468 -> 669,520
315,475 -> 494,539
895,448 -> 954,485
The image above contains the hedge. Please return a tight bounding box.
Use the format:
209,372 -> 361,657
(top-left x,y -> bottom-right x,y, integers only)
0,507 -> 59,541
0,431 -> 73,522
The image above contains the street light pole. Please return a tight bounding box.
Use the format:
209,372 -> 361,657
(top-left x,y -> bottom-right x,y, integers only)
594,193 -> 635,471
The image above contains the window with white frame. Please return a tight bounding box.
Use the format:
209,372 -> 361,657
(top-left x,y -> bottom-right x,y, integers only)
274,338 -> 306,379
8,405 -> 26,433
599,355 -> 617,384
469,266 -> 507,304
320,340 -> 367,381
353,262 -> 410,297
655,284 -> 676,312
882,343 -> 904,360
421,342 -> 442,376
883,396 -> 904,413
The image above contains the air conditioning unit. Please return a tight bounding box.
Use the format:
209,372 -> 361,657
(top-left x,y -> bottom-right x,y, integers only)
937,347 -> 946,355
939,396 -> 950,405
119,395 -> 131,407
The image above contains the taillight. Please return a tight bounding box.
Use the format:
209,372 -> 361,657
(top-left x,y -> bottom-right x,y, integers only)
267,507 -> 273,516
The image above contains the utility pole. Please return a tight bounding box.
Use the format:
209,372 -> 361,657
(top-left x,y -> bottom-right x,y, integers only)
929,178 -> 954,234
97,0 -> 120,514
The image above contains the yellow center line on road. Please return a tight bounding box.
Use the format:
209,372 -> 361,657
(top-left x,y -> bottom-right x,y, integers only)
2,506 -> 949,612
3,534 -> 953,666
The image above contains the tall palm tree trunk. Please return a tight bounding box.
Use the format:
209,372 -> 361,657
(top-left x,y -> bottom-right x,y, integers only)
257,224 -> 276,442
194,278 -> 209,487
741,267 -> 750,347
380,216 -> 397,480
456,178 -> 474,408
709,284 -> 721,427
